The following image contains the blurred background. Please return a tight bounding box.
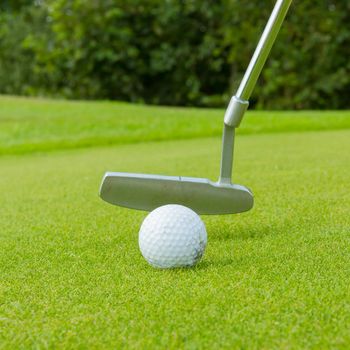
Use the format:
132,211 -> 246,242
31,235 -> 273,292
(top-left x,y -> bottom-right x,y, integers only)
0,0 -> 349,109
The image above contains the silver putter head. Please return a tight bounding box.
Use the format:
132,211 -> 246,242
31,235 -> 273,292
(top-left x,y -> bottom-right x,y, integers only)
99,172 -> 253,215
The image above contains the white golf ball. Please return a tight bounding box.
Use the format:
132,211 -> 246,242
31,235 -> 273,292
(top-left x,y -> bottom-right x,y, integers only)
139,204 -> 207,268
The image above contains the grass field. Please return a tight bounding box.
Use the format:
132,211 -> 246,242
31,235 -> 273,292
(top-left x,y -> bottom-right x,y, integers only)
0,96 -> 349,349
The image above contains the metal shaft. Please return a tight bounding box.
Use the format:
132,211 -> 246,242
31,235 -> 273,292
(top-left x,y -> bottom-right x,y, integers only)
219,0 -> 292,184
236,0 -> 293,101
219,127 -> 235,184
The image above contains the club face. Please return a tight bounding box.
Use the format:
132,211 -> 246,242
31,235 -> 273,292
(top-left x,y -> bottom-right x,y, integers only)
99,172 -> 253,215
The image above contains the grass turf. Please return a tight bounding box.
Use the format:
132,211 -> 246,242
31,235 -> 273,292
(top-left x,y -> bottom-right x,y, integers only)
1,95 -> 350,155
0,97 -> 349,348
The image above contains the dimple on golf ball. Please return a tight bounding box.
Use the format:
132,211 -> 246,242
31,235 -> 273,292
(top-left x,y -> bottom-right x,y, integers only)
139,204 -> 207,268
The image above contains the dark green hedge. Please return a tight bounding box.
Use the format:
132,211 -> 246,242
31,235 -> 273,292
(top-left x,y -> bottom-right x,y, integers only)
0,1 -> 349,109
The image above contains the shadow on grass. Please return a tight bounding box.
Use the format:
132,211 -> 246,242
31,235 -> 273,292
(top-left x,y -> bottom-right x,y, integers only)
142,257 -> 237,273
194,258 -> 236,271
209,222 -> 280,242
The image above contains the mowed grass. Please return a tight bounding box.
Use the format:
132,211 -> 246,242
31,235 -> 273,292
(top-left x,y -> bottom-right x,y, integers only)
1,95 -> 350,155
0,97 -> 350,348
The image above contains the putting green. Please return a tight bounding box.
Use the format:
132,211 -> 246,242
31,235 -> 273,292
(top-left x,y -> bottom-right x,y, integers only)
0,119 -> 349,348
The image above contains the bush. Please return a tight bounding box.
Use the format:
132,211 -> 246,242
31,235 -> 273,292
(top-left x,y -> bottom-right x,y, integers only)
0,0 -> 349,109
0,3 -> 51,96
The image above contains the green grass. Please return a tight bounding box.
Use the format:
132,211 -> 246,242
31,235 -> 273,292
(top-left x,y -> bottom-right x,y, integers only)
0,96 -> 350,349
1,95 -> 350,155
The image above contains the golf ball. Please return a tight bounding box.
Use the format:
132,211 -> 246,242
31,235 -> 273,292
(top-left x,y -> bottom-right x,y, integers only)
139,204 -> 207,268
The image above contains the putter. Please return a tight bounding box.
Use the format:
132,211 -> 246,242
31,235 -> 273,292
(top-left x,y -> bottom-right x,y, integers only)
100,0 -> 292,214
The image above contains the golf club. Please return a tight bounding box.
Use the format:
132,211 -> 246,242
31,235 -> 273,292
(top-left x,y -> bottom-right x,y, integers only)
100,0 -> 292,214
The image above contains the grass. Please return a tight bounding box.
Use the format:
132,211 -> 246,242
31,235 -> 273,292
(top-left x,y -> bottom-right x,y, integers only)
1,95 -> 350,155
0,96 -> 349,349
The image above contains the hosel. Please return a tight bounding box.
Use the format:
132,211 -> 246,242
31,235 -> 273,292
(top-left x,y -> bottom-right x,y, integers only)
218,97 -> 249,184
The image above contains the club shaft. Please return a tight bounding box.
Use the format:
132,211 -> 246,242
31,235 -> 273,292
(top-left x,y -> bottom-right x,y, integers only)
236,0 -> 292,101
219,126 -> 235,184
219,0 -> 292,184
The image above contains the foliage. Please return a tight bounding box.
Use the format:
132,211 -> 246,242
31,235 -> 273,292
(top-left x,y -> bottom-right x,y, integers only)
0,3 -> 50,96
0,0 -> 349,109
256,1 -> 350,109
